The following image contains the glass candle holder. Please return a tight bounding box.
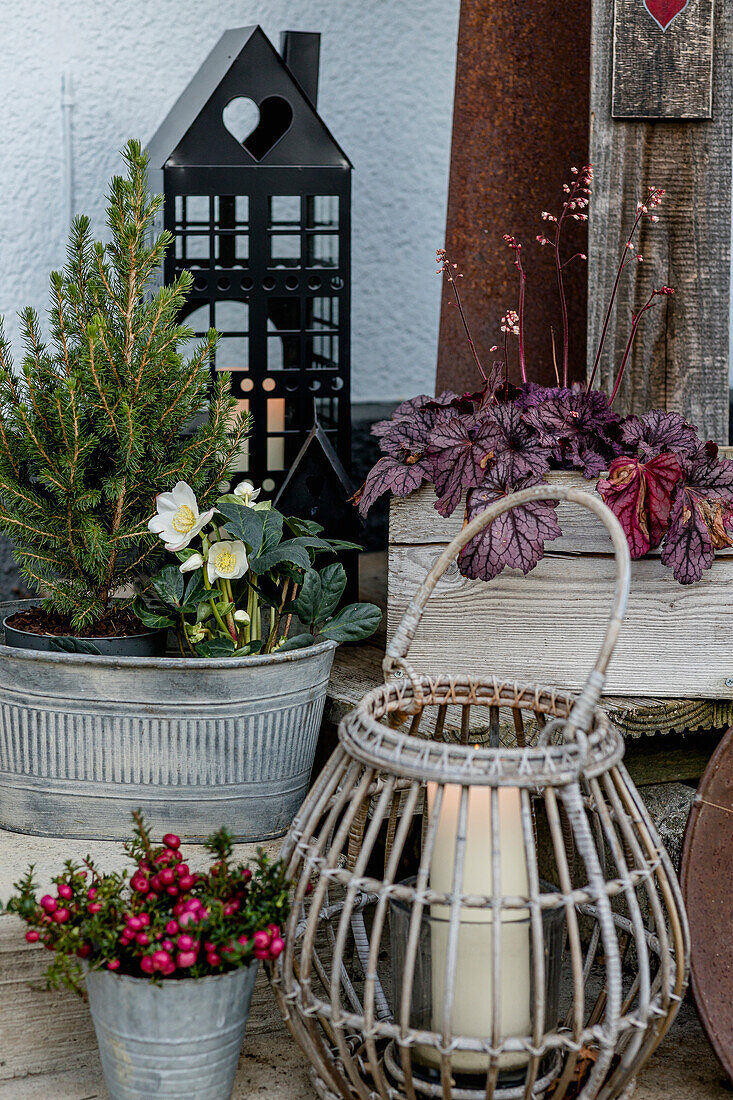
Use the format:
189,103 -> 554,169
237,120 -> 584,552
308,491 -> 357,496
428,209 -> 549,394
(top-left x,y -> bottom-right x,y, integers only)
389,879 -> 566,1084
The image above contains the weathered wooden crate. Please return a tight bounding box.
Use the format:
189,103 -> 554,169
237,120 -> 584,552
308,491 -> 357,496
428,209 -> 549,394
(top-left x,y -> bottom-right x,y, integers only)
387,471 -> 733,699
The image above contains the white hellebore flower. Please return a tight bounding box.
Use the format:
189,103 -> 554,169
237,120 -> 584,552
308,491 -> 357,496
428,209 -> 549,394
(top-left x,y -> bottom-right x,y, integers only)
233,480 -> 260,505
207,540 -> 248,583
148,482 -> 214,552
179,552 -> 204,574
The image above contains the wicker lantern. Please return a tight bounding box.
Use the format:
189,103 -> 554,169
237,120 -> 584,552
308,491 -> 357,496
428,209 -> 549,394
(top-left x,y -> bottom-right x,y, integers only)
274,485 -> 689,1100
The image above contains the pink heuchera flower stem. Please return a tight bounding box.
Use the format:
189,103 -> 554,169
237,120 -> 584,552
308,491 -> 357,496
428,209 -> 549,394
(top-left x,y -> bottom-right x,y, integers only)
503,236 -> 527,383
587,185 -> 665,393
537,166 -> 592,388
437,249 -> 487,384
609,286 -> 674,405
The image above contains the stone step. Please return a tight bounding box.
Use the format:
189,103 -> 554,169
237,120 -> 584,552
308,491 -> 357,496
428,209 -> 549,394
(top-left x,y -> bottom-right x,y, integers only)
0,827 -> 300,1089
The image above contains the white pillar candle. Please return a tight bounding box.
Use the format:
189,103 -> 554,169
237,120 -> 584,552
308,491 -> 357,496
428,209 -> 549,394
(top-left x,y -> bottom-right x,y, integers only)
418,782 -> 532,1074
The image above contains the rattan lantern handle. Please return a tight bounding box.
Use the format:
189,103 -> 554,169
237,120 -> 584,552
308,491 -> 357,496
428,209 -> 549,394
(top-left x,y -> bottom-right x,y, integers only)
384,484 -> 631,733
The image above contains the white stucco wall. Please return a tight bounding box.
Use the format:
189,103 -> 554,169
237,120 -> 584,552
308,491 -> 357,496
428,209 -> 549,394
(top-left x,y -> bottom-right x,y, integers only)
0,0 -> 459,403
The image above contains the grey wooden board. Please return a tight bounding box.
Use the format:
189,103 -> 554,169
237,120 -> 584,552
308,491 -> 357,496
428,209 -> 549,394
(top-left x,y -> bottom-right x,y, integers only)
589,0 -> 733,441
389,469 -> 733,555
612,0 -> 714,119
325,637 -> 733,739
387,543 -> 733,698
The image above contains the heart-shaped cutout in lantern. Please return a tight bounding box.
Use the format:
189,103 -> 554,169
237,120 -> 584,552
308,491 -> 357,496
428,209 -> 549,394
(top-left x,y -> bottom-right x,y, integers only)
222,95 -> 294,161
643,0 -> 691,31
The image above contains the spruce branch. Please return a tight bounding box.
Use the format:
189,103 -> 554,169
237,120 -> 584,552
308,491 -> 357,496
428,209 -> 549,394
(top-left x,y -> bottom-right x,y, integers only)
0,139 -> 249,629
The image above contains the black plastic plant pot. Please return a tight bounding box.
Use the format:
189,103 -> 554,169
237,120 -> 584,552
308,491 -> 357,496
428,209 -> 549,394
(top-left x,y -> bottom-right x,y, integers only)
2,615 -> 168,657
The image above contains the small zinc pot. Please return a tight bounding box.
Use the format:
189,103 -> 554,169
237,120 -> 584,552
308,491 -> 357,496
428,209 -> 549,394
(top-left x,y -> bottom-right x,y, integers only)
3,611 -> 167,657
85,964 -> 258,1100
0,599 -> 336,841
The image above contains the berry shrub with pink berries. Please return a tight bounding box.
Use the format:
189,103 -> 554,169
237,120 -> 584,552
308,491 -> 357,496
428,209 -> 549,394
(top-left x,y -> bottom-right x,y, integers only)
5,812 -> 290,992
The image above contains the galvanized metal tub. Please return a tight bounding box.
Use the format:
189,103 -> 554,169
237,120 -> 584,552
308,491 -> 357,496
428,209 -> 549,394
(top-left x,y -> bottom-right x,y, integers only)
0,600 -> 336,841
86,964 -> 258,1100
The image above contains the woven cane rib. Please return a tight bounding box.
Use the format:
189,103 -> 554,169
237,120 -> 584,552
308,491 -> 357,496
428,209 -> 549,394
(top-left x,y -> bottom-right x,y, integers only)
273,488 -> 688,1100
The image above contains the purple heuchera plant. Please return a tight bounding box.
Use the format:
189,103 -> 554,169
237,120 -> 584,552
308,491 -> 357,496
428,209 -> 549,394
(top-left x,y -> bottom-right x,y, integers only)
356,168 -> 733,585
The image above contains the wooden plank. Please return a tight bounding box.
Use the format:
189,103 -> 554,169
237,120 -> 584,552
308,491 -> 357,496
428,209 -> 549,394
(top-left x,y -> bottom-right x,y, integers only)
387,544 -> 733,698
588,0 -> 733,442
389,477 -> 733,557
612,0 -> 714,119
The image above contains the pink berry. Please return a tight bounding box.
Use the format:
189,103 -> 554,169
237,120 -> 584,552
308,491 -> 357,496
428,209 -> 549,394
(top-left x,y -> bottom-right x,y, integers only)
237,935 -> 249,947
166,886 -> 179,897
162,940 -> 174,952
127,916 -> 142,932
57,883 -> 73,900
136,932 -> 149,946
254,948 -> 269,960
206,952 -> 221,967
150,875 -> 162,893
242,869 -> 252,884
77,943 -> 92,959
178,874 -> 195,891
253,930 -> 270,951
162,833 -> 181,850
177,864 -> 190,877
159,868 -> 175,887
52,908 -> 70,924
152,950 -> 171,970
269,937 -> 285,959
178,911 -> 196,928
107,959 -> 120,970
267,924 -> 280,936
176,950 -> 197,968
223,900 -> 239,916
140,956 -> 155,974
40,895 -> 57,913
88,902 -> 103,914
87,887 -> 97,900
131,873 -> 149,894
25,929 -> 40,943
138,913 -> 150,927
165,920 -> 179,935
177,934 -> 195,951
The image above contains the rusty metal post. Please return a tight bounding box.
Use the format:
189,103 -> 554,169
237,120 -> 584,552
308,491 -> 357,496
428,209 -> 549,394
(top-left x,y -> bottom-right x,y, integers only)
436,0 -> 591,395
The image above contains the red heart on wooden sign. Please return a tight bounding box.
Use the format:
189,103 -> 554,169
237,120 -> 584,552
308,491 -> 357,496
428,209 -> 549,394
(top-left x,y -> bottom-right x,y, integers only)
643,0 -> 691,31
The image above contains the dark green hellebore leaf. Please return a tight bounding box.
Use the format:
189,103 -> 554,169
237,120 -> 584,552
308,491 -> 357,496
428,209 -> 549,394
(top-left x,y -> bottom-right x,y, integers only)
319,603 -> 382,642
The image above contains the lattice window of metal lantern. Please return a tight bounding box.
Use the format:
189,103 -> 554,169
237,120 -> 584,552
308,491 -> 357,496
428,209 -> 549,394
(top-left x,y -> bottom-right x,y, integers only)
147,27 -> 352,496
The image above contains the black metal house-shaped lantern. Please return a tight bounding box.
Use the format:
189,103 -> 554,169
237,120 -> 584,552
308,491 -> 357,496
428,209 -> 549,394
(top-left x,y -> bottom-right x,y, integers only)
147,26 -> 352,494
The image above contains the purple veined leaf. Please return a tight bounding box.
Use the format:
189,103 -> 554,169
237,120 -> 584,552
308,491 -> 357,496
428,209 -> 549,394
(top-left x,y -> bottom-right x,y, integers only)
621,410 -> 700,461
659,446 -> 733,583
458,470 -> 561,582
514,382 -> 568,409
378,405 -> 450,459
522,388 -> 623,476
478,403 -> 552,483
370,394 -> 435,441
597,452 -> 682,559
354,454 -> 432,517
426,414 -> 496,517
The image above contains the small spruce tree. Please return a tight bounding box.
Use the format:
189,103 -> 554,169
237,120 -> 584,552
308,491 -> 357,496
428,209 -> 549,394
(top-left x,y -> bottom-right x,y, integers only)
0,140 -> 249,630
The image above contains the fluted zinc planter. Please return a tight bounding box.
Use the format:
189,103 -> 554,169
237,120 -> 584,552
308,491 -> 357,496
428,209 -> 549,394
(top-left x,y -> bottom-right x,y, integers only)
0,599 -> 336,841
86,964 -> 259,1100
